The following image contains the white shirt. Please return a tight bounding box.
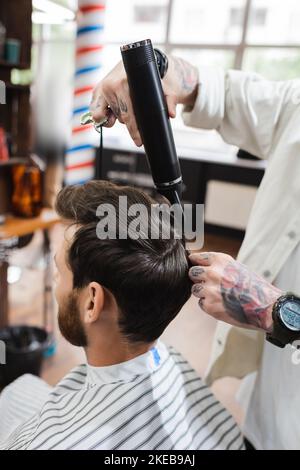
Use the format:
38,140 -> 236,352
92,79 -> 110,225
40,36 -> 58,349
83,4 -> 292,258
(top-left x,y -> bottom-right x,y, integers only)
183,66 -> 300,281
0,342 -> 243,450
243,245 -> 300,450
182,66 -> 300,449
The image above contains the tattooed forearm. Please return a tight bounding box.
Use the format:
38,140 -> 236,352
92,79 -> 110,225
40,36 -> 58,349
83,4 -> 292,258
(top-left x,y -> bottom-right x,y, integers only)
174,58 -> 198,92
221,262 -> 282,332
173,57 -> 199,106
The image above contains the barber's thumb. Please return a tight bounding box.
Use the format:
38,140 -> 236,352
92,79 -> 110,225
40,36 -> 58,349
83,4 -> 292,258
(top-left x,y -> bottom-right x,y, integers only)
165,95 -> 177,118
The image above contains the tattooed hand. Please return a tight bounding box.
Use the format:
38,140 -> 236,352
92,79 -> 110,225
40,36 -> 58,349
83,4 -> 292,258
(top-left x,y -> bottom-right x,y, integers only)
90,56 -> 199,147
189,252 -> 283,332
90,61 -> 138,141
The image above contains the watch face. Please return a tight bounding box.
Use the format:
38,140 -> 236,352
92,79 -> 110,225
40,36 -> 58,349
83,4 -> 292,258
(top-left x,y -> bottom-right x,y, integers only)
280,300 -> 300,331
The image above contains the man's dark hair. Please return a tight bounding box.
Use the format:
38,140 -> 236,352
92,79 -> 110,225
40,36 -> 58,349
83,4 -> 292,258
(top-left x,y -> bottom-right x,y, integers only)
55,180 -> 191,343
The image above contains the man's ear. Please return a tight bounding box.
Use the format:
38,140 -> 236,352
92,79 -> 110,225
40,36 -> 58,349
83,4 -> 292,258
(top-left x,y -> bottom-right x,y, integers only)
83,282 -> 105,324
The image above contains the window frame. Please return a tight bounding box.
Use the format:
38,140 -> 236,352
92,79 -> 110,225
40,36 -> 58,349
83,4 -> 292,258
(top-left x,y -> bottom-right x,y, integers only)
35,0 -> 300,73
149,0 -> 300,72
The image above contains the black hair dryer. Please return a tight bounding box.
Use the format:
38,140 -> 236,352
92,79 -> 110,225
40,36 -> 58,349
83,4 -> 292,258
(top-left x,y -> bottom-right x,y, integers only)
121,39 -> 183,205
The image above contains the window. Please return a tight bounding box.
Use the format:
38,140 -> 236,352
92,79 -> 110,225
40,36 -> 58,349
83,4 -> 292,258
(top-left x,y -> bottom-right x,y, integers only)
101,0 -> 300,81
230,8 -> 244,27
246,0 -> 300,44
34,0 -> 299,141
34,1 -> 300,89
172,48 -> 235,71
102,0 -> 168,44
243,48 -> 300,80
97,0 -> 300,136
169,0 -> 245,45
243,0 -> 300,79
249,8 -> 267,27
134,5 -> 167,23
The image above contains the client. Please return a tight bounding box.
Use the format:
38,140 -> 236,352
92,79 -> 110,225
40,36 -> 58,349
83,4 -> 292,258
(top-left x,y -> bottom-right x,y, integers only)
0,181 -> 243,450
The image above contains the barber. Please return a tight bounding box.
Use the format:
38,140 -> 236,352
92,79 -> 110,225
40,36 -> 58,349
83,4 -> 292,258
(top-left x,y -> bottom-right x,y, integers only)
91,51 -> 300,450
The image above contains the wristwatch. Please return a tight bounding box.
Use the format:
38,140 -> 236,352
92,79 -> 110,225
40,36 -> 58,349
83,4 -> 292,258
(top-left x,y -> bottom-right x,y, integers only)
266,293 -> 300,348
154,48 -> 168,79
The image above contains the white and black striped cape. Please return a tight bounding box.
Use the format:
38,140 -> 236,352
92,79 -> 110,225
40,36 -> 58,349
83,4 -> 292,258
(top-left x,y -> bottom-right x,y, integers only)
0,342 -> 244,450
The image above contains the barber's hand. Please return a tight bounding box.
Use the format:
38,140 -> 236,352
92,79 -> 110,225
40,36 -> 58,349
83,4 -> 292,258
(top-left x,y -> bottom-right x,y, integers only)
90,56 -> 199,147
189,252 -> 283,332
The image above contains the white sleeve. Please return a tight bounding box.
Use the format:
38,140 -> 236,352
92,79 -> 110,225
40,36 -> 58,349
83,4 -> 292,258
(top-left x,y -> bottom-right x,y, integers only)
182,66 -> 300,159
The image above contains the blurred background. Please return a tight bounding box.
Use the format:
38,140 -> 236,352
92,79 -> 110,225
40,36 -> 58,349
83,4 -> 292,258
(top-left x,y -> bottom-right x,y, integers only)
31,0 -> 300,155
0,0 -> 300,424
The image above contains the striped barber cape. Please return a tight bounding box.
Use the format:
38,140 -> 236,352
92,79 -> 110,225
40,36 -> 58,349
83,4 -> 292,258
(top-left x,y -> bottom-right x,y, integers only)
0,341 -> 244,450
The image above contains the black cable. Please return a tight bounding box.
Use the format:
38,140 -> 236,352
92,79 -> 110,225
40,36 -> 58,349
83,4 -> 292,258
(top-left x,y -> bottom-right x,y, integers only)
95,125 -> 103,180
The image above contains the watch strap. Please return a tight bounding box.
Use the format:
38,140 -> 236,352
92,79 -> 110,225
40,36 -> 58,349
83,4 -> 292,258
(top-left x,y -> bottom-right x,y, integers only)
154,48 -> 168,79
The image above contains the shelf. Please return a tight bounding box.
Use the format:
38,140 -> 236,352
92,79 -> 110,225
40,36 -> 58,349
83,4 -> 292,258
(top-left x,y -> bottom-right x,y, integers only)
5,83 -> 31,91
0,0 -> 33,157
0,157 -> 28,167
0,208 -> 60,241
0,59 -> 30,70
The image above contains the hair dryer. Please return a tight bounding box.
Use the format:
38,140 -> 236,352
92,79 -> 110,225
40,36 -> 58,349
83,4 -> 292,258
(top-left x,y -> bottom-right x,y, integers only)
121,39 -> 183,205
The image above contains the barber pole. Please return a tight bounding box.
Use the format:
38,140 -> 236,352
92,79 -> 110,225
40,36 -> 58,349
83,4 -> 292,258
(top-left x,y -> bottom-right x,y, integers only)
65,0 -> 106,185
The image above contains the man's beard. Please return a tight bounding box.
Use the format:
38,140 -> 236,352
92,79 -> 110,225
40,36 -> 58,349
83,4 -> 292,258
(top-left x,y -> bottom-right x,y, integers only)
58,292 -> 88,347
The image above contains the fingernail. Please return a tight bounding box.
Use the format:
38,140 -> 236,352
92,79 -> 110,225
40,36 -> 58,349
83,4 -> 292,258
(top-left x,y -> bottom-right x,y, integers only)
192,284 -> 204,296
190,267 -> 205,278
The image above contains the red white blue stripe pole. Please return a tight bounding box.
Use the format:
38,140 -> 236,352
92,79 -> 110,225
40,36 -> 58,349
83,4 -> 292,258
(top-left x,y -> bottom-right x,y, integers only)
65,0 -> 106,185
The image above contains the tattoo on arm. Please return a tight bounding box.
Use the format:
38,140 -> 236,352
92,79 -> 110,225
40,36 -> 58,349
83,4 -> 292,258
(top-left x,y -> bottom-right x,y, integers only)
173,57 -> 198,95
220,262 -> 281,331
